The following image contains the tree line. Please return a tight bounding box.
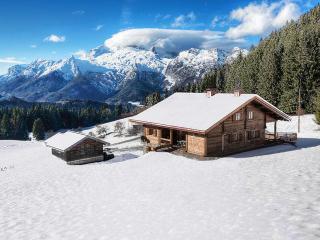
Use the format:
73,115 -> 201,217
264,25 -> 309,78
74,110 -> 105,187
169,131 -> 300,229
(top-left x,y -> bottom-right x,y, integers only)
223,5 -> 320,114
0,103 -> 129,140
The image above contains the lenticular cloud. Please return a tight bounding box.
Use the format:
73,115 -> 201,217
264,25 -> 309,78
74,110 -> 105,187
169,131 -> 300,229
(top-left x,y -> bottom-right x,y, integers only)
104,28 -> 244,57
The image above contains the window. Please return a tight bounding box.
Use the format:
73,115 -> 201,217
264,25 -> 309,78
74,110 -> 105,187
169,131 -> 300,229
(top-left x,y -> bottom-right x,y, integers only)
80,144 -> 85,155
162,128 -> 170,139
148,128 -> 157,137
255,130 -> 260,138
235,112 -> 241,121
248,111 -> 254,120
148,128 -> 153,135
153,130 -> 158,137
228,132 -> 243,143
247,130 -> 260,140
232,133 -> 238,142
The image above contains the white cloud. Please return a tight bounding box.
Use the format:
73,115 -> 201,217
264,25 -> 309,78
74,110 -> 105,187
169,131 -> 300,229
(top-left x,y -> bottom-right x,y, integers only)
273,2 -> 300,27
104,28 -> 245,57
72,10 -> 85,15
210,16 -> 219,28
94,25 -> 104,31
44,34 -> 66,43
73,49 -> 87,59
155,14 -> 171,22
0,57 -> 27,74
121,7 -> 131,25
30,44 -> 37,48
0,57 -> 26,64
171,12 -> 196,27
226,1 -> 300,39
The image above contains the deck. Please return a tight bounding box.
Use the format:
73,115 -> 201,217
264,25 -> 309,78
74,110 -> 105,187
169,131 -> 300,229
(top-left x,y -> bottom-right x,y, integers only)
144,131 -> 298,157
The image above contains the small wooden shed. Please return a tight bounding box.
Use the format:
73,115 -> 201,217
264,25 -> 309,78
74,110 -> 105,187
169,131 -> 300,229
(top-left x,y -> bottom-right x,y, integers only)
45,131 -> 109,165
130,90 -> 294,157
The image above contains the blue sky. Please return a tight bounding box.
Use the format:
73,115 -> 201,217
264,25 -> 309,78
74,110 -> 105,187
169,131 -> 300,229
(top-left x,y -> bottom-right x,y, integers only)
0,0 -> 318,74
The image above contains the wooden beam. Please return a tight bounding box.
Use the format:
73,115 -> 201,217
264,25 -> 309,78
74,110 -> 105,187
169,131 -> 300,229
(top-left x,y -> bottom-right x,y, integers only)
274,120 -> 277,140
186,134 -> 188,152
203,137 -> 208,157
221,134 -> 225,152
157,129 -> 162,144
244,107 -> 247,129
221,122 -> 225,153
169,129 -> 173,145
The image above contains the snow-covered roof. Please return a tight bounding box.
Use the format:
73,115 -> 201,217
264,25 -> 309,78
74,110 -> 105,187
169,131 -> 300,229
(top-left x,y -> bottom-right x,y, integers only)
45,131 -> 108,151
130,92 -> 291,133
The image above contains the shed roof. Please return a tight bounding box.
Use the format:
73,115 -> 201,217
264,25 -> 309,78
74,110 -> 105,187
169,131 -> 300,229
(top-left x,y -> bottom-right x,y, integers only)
130,92 -> 291,133
45,131 -> 108,152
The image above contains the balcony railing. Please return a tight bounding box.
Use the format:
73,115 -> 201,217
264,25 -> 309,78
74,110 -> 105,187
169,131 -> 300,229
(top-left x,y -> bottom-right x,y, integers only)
265,131 -> 297,143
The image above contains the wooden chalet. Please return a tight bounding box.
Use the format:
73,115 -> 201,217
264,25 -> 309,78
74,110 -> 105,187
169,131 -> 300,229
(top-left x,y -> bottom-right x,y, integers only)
130,89 -> 296,157
45,131 -> 109,165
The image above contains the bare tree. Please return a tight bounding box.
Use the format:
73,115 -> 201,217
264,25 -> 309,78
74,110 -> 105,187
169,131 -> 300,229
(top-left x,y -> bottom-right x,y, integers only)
88,131 -> 95,137
96,125 -> 109,138
114,121 -> 125,136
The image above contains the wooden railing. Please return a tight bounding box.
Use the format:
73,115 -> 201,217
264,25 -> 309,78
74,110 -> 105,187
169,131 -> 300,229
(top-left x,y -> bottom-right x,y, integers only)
277,132 -> 297,143
265,132 -> 297,143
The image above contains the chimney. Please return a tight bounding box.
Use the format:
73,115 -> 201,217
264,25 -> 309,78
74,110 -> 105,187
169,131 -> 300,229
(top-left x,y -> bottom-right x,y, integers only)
234,88 -> 243,97
205,88 -> 218,97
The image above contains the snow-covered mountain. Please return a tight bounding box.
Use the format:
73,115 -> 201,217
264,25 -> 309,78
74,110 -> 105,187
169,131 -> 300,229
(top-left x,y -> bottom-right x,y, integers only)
0,45 -> 248,103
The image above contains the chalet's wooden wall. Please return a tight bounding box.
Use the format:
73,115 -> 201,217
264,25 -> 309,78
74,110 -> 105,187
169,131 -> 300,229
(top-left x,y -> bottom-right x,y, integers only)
206,103 -> 270,156
144,126 -> 161,145
52,149 -> 67,160
65,139 -> 103,161
186,134 -> 206,156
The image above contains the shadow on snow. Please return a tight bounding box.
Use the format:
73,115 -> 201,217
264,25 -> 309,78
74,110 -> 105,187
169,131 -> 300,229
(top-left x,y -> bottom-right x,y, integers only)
231,137 -> 320,158
104,153 -> 139,164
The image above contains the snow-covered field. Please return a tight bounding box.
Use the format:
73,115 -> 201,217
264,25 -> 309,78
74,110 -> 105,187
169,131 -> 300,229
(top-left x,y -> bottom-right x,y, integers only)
81,117 -> 144,156
1,115 -> 320,240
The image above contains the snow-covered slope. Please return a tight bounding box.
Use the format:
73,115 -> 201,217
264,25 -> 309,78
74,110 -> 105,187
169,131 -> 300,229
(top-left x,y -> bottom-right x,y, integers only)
164,48 -> 228,87
0,115 -> 319,239
225,47 -> 249,63
0,44 -> 248,103
93,47 -> 165,73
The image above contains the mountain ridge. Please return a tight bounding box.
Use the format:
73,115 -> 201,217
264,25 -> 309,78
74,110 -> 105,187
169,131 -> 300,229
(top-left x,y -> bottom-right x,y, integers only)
0,45 -> 248,103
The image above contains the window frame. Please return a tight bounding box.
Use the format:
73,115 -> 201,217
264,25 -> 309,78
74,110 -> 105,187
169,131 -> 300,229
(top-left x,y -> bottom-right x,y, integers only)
148,128 -> 153,136
248,111 -> 254,120
235,112 -> 241,121
232,133 -> 239,142
147,128 -> 157,137
161,128 -> 170,140
247,130 -> 260,140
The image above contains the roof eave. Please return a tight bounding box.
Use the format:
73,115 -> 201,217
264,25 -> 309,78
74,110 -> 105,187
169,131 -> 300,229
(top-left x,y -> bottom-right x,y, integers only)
129,119 -> 206,135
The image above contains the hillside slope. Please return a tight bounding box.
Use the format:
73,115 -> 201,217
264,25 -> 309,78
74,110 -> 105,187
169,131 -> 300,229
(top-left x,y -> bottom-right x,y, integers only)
0,115 -> 319,239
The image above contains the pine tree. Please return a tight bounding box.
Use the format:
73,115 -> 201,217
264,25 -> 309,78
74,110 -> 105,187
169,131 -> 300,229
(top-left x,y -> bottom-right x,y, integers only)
314,93 -> 320,125
32,118 -> 45,140
278,24 -> 300,113
145,92 -> 161,107
216,68 -> 225,91
257,41 -> 282,105
0,113 -> 12,139
222,5 -> 320,113
114,104 -> 123,118
12,112 -> 28,140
